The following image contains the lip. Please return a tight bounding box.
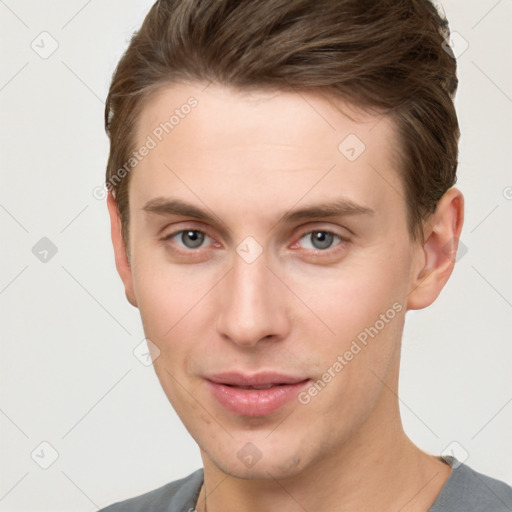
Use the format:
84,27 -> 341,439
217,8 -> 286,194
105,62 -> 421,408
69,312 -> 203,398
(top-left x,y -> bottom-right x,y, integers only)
206,371 -> 309,387
205,372 -> 311,417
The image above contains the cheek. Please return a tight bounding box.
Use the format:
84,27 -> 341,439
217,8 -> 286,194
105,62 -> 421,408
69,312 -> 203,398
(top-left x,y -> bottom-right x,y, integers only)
131,246 -> 211,333
298,279 -> 405,425
131,255 -> 220,383
287,248 -> 408,400
289,250 -> 406,338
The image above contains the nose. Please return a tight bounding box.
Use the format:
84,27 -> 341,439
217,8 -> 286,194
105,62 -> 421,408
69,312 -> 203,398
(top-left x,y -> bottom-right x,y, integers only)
215,248 -> 290,348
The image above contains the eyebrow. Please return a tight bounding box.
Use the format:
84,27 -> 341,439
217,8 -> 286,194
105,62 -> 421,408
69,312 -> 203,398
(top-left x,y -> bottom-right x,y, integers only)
142,197 -> 375,225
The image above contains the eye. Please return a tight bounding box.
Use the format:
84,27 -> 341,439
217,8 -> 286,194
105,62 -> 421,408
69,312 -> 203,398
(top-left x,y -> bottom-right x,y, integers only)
163,229 -> 213,250
161,227 -> 348,255
297,230 -> 346,251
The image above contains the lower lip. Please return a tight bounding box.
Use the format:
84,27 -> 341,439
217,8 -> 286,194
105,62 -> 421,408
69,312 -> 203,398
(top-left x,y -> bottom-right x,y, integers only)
206,380 -> 311,417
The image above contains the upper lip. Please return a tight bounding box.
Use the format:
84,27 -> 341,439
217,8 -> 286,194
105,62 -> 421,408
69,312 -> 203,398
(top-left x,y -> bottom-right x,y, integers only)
206,372 -> 310,387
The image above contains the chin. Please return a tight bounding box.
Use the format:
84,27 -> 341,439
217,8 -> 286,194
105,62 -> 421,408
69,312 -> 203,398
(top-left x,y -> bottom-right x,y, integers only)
207,446 -> 308,481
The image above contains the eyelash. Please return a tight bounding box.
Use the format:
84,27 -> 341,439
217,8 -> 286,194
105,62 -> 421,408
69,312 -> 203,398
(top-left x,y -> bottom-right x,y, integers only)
160,227 -> 350,256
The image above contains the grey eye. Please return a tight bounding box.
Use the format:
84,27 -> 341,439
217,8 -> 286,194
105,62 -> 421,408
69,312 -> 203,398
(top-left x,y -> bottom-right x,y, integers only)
178,230 -> 207,249
300,231 -> 340,250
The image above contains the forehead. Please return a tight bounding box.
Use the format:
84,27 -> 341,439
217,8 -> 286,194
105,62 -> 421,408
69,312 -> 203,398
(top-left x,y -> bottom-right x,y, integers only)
136,82 -> 398,158
129,82 -> 405,227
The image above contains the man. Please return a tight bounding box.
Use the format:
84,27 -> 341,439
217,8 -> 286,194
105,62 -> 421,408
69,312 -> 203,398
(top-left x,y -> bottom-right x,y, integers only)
100,0 -> 512,511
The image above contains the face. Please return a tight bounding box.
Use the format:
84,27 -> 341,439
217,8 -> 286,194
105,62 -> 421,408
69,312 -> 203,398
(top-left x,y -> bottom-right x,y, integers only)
115,82 -> 429,479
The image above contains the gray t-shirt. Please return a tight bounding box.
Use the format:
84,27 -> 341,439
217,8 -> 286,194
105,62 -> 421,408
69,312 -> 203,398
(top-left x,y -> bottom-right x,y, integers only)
100,457 -> 512,511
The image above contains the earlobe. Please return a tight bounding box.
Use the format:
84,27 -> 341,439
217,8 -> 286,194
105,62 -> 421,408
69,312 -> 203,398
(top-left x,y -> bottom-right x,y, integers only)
407,187 -> 464,311
106,191 -> 138,308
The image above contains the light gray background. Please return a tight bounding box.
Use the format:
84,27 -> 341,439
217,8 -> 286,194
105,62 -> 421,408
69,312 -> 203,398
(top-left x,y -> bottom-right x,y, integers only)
1,1 -> 511,510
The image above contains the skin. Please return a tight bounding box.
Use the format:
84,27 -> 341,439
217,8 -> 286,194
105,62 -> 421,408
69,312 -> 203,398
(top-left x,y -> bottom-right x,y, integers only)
107,82 -> 464,512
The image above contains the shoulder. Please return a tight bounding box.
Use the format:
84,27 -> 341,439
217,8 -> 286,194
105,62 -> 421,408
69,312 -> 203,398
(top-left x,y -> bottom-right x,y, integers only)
430,458 -> 512,512
99,468 -> 204,512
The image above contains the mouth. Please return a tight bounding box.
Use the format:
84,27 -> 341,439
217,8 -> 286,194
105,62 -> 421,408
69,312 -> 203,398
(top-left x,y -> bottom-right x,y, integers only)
226,383 -> 284,390
206,371 -> 309,387
205,372 -> 311,416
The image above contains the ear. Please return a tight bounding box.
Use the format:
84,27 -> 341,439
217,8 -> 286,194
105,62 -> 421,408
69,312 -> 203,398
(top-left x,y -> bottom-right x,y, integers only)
407,187 -> 464,310
106,191 -> 138,308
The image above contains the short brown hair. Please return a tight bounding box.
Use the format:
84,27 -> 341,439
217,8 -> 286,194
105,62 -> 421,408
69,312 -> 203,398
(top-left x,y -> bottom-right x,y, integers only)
105,0 -> 459,247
